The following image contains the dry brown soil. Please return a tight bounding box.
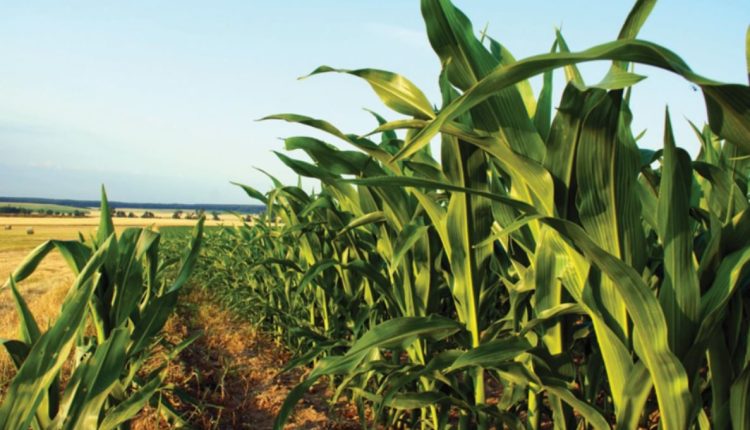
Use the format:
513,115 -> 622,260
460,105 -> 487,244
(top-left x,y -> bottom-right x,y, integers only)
132,288 -> 360,429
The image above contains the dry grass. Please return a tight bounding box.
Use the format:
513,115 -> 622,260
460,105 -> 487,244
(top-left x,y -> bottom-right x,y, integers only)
0,233 -> 75,387
0,267 -> 71,387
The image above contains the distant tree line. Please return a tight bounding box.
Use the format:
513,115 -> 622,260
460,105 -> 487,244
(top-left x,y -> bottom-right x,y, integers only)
171,209 -> 221,221
1,205 -> 241,221
110,209 -> 158,219
0,207 -> 33,215
0,206 -> 88,217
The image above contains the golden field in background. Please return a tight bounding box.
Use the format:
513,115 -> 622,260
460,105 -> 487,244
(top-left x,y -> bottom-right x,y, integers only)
0,210 -> 244,258
0,212 -> 245,385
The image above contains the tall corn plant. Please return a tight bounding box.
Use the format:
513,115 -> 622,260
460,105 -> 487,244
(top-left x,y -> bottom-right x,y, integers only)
225,1 -> 750,428
0,188 -> 204,429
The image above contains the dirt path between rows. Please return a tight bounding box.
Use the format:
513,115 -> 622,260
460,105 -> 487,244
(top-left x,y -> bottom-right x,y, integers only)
134,288 -> 360,430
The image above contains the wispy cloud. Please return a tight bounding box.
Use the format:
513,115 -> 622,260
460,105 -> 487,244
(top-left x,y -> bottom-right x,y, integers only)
364,23 -> 428,49
28,160 -> 64,170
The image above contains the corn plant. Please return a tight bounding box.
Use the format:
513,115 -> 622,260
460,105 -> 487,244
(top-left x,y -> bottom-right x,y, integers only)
227,1 -> 750,429
0,187 -> 204,429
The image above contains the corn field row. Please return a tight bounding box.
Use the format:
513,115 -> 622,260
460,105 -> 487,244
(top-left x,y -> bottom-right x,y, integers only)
205,0 -> 750,428
1,0 -> 749,428
0,189 -> 204,429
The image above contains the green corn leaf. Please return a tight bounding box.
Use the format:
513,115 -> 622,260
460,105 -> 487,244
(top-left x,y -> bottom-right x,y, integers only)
284,136 -> 373,176
441,124 -> 495,409
520,303 -> 585,338
344,315 -> 462,359
364,108 -> 398,144
390,222 -> 429,273
385,392 -> 447,410
306,66 -> 435,119
544,84 -> 603,217
2,241 -> 55,288
297,259 -> 337,291
97,186 -> 115,247
657,109 -> 700,356
395,39 -> 750,161
112,229 -> 157,327
544,228 -> 635,416
7,277 -> 41,345
58,328 -> 130,430
540,218 -> 692,430
264,113 -> 400,170
554,29 -> 585,87
543,382 -> 610,430
6,239 -> 92,282
166,216 -> 204,294
591,66 -> 646,89
616,363 -> 654,430
250,257 -> 303,273
337,211 -> 386,237
613,0 -> 657,70
421,0 -> 545,162
348,176 -> 537,214
368,118 -> 555,215
254,167 -> 284,188
274,316 -> 462,429
0,339 -> 29,370
0,235 -> 113,430
446,337 -> 532,372
532,229 -> 566,354
165,331 -> 203,361
618,0 -> 657,41
99,374 -> 163,430
487,37 -> 538,118
686,244 -> 750,374
707,335 -> 733,430
261,113 -> 350,141
730,366 -> 750,430
129,291 -> 179,357
534,39 -> 557,141
232,181 -> 268,204
694,161 -> 749,221
575,89 -> 645,345
274,152 -> 340,183
8,278 -> 60,428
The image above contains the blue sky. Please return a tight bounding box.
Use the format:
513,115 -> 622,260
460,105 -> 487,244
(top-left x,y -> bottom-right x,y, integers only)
1,1 -> 747,204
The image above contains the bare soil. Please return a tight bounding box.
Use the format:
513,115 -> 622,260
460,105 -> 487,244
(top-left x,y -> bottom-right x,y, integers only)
133,288 -> 360,430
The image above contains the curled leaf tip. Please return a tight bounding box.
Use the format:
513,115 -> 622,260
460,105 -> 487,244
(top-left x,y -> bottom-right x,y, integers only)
300,65 -> 339,80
